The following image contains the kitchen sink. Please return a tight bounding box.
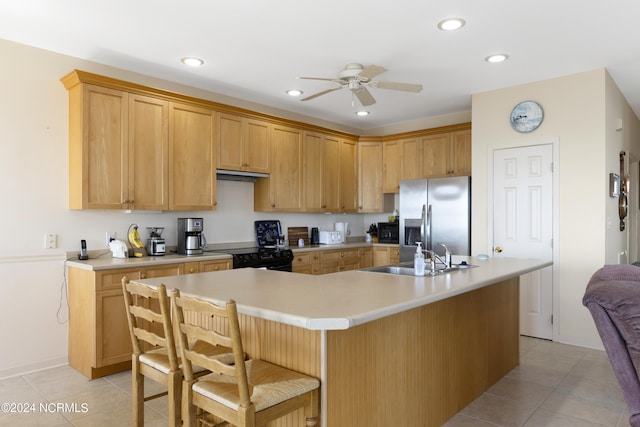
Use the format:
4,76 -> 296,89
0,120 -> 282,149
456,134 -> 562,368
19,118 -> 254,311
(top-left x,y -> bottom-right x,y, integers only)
360,261 -> 477,276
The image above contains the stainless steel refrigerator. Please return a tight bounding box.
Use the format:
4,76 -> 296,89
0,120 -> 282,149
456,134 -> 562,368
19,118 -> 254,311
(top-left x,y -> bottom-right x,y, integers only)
399,176 -> 471,262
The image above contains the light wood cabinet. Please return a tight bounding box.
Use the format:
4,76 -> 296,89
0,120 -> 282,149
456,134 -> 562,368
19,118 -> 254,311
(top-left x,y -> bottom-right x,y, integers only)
422,129 -> 471,178
292,252 -> 321,275
169,102 -> 217,210
450,129 -> 472,176
199,259 -> 232,272
340,138 -> 358,212
68,260 -> 230,379
359,247 -> 373,268
319,248 -> 361,274
254,124 -> 303,211
373,245 -> 400,267
65,83 -> 169,210
400,138 -> 421,181
218,113 -> 270,173
383,140 -> 400,193
357,140 -> 383,212
301,132 -> 341,212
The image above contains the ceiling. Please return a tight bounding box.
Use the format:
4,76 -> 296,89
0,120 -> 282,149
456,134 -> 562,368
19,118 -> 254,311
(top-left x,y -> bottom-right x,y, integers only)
2,0 -> 640,131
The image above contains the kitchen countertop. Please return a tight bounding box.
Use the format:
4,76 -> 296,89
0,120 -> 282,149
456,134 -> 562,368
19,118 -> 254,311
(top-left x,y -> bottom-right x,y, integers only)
133,256 -> 551,331
65,241 -> 391,271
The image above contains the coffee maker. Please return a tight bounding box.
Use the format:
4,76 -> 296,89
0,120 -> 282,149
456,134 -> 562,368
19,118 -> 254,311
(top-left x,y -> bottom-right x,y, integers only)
177,218 -> 207,256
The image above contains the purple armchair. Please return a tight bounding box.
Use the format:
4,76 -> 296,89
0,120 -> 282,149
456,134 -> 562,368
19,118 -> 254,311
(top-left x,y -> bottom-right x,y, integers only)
583,264 -> 640,427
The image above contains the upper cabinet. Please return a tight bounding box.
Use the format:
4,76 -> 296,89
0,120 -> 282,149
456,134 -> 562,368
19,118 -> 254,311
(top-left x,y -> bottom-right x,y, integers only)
65,82 -> 168,210
382,125 -> 471,193
62,70 -> 217,210
169,102 -> 217,210
254,125 -> 302,211
218,113 -> 270,174
340,138 -> 358,213
357,140 -> 383,212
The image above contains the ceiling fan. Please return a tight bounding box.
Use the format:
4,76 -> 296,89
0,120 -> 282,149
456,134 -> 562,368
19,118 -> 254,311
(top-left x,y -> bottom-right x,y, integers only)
297,63 -> 423,107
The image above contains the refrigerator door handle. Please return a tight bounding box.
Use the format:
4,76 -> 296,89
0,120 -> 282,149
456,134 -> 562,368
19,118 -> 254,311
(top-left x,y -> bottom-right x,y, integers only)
426,204 -> 432,251
420,204 -> 426,248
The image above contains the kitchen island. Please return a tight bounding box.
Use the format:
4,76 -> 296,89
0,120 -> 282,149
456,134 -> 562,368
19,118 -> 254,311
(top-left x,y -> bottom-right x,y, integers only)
135,256 -> 551,427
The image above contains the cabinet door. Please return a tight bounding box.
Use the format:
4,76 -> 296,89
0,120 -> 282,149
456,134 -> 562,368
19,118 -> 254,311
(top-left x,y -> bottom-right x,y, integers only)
128,94 -> 169,210
78,84 -> 128,209
260,125 -> 302,211
400,138 -> 421,181
358,141 -> 383,212
140,264 -> 184,279
373,247 -> 391,267
450,129 -> 471,176
421,133 -> 450,178
169,102 -> 217,210
218,113 -> 243,171
383,140 -> 400,193
360,247 -> 373,269
199,259 -> 231,272
95,288 -> 132,367
244,119 -> 270,173
340,139 -> 357,212
302,132 -> 323,212
323,135 -> 342,211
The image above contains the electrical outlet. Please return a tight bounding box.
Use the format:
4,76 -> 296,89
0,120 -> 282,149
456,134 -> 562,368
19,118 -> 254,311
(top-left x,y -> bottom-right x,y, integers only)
105,231 -> 116,246
45,233 -> 57,249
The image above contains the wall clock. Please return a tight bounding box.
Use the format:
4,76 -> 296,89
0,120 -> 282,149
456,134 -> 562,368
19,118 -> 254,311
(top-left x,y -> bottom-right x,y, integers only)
510,100 -> 544,133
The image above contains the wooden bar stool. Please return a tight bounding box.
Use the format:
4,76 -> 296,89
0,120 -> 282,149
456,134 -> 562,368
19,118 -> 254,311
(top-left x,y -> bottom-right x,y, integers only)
122,277 -> 234,427
172,290 -> 320,427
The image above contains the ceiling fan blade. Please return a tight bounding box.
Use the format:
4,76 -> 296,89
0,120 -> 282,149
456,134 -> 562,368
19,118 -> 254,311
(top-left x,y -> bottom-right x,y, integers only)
373,80 -> 423,93
354,87 -> 376,106
357,65 -> 388,81
297,77 -> 343,83
300,86 -> 343,101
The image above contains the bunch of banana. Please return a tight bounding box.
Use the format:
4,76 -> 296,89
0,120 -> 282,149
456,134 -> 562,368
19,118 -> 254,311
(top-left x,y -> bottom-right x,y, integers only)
127,224 -> 145,257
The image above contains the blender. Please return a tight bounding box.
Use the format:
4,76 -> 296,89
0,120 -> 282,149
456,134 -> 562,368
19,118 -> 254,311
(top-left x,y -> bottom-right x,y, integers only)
146,227 -> 166,256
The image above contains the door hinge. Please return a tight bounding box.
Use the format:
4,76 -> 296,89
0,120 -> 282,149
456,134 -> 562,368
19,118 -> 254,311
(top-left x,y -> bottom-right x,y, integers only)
550,162 -> 554,173
551,238 -> 553,248
551,314 -> 554,325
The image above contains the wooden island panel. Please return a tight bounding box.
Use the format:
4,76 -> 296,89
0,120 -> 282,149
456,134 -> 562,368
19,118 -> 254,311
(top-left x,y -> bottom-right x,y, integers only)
324,277 -> 518,427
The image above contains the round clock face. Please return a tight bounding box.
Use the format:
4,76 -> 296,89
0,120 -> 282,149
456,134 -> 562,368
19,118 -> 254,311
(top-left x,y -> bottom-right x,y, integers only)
510,101 -> 544,133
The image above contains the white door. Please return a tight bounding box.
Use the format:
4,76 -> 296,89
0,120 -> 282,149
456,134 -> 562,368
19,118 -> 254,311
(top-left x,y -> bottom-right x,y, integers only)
493,144 -> 553,339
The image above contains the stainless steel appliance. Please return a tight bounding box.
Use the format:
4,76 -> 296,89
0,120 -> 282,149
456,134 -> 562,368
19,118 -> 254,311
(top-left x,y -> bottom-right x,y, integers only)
146,227 -> 166,256
399,176 -> 471,262
377,222 -> 399,243
177,218 -> 207,256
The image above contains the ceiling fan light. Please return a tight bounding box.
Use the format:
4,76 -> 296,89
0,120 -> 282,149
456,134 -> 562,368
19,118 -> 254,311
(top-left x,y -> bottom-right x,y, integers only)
437,18 -> 465,31
485,53 -> 509,63
356,111 -> 370,117
286,89 -> 303,97
181,57 -> 204,67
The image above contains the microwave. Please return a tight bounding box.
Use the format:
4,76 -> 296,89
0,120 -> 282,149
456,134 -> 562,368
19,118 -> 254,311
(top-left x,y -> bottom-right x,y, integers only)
377,222 -> 399,244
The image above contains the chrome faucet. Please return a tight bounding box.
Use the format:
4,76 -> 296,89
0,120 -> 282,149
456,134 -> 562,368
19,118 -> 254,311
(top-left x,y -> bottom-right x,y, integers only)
427,250 -> 448,274
439,243 -> 451,267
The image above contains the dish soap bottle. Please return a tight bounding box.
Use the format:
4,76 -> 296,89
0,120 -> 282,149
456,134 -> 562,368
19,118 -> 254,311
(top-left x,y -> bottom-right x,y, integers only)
414,242 -> 425,276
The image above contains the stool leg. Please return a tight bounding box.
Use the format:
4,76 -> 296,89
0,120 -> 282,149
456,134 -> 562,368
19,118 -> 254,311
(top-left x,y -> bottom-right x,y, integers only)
132,357 -> 144,426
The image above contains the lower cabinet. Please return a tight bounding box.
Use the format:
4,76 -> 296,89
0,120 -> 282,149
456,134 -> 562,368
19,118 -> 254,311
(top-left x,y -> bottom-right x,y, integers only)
373,245 -> 400,266
293,247 -> 372,275
67,259 -> 230,379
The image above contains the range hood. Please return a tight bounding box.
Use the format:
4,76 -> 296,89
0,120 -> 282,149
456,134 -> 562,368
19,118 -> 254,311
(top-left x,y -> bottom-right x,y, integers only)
216,169 -> 269,182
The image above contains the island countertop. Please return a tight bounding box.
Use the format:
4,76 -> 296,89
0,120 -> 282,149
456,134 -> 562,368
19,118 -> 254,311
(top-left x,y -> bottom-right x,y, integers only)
134,256 -> 551,331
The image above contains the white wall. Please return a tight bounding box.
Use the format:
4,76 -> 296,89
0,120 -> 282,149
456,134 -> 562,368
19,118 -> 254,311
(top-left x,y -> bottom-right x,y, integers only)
472,69 -> 640,349
0,38 -> 400,378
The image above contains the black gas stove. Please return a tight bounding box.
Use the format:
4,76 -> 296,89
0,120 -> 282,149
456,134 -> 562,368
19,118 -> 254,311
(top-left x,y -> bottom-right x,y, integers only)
209,246 -> 294,271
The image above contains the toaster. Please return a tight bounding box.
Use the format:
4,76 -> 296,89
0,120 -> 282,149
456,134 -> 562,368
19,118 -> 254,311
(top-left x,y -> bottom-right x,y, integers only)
319,230 -> 343,245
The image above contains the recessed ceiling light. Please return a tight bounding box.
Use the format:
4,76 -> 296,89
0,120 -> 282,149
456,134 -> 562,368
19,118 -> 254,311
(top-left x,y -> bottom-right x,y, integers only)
437,18 -> 465,31
485,53 -> 509,63
181,57 -> 204,67
355,111 -> 370,117
286,89 -> 303,97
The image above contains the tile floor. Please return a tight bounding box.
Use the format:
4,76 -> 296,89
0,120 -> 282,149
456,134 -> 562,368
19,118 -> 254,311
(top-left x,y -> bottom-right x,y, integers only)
0,336 -> 631,426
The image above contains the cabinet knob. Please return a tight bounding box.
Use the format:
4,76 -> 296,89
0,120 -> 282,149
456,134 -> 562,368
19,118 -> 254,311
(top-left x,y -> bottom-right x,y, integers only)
140,273 -> 146,279
189,268 -> 196,273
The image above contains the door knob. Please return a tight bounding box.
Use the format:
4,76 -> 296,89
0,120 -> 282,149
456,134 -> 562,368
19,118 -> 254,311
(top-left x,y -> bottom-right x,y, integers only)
494,246 -> 503,253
